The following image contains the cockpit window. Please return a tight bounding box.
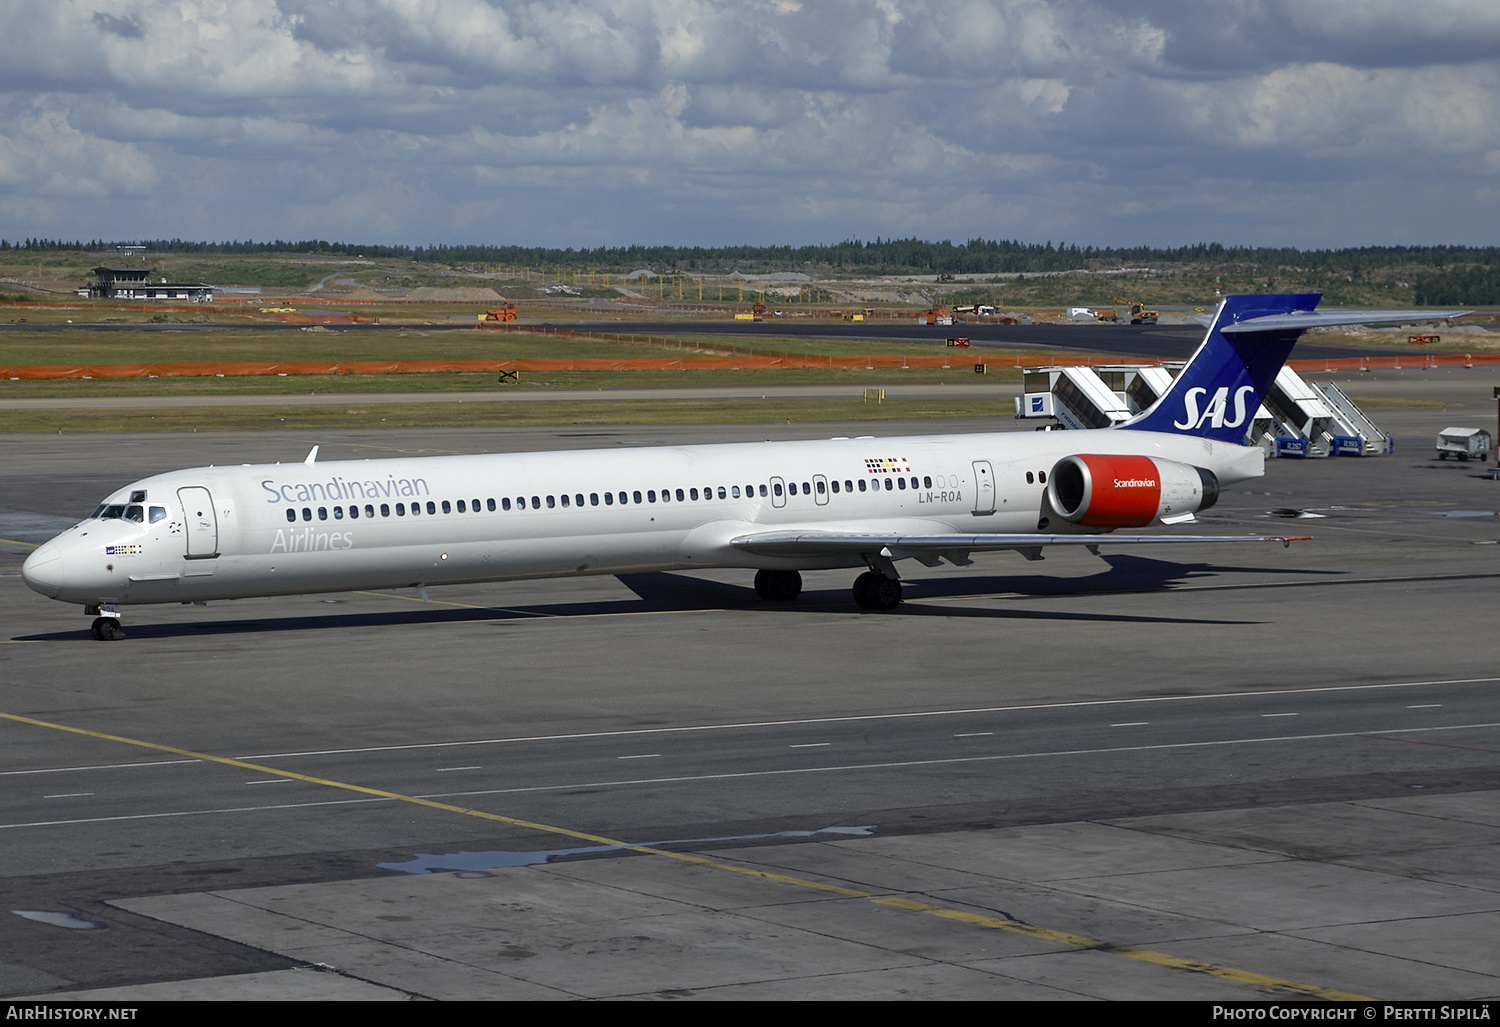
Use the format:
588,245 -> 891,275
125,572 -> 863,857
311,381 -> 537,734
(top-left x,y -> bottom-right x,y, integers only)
125,505 -> 144,523
149,506 -> 167,523
99,505 -> 126,520
130,490 -> 147,503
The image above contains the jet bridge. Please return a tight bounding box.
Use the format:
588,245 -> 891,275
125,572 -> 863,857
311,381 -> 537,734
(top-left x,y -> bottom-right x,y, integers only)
1312,379 -> 1393,455
1251,367 -> 1391,457
1017,362 -> 1389,458
1014,366 -> 1132,430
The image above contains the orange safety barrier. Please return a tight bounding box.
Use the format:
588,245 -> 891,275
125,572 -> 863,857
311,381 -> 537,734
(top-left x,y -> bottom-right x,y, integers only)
6,351 -> 1500,381
10,365 -> 88,379
85,364 -> 154,378
216,363 -> 284,376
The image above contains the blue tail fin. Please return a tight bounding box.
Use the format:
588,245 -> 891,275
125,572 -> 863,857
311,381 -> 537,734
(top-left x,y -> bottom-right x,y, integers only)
1122,293 -> 1320,442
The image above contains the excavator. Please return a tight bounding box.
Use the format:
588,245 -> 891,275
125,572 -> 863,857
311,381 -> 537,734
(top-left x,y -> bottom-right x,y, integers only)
1096,297 -> 1159,324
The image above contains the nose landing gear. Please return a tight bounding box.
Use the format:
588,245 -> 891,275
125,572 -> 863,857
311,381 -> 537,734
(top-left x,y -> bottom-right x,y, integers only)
90,617 -> 124,641
85,604 -> 125,641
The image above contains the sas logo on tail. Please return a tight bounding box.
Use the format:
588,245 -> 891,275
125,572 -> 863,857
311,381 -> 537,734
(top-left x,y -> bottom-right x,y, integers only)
1173,385 -> 1256,431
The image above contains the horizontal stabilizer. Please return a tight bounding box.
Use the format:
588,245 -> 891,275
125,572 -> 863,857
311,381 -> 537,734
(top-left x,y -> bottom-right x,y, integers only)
1221,309 -> 1466,333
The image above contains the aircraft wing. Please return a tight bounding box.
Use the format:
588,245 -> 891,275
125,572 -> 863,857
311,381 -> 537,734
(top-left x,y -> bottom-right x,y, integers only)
1221,309 -> 1467,333
729,530 -> 1308,563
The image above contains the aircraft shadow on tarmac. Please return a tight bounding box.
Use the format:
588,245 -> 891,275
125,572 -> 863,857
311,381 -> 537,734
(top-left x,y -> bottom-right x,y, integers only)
15,554 -> 1339,640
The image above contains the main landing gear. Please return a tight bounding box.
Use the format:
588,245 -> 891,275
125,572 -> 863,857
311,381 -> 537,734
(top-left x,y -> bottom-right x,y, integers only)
754,569 -> 803,601
852,570 -> 902,611
753,568 -> 904,610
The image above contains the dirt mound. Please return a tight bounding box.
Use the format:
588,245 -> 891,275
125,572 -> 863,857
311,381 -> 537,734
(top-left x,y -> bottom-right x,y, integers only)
403,286 -> 504,303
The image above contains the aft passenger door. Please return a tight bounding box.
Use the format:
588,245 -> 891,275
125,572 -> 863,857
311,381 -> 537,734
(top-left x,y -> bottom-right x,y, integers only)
971,460 -> 996,515
177,486 -> 219,558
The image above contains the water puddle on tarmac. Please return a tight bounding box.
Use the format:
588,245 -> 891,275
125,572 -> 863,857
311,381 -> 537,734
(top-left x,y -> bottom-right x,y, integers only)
11,910 -> 104,929
378,826 -> 876,875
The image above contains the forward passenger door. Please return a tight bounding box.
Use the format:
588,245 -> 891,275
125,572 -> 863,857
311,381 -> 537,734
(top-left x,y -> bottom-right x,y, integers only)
177,486 -> 219,558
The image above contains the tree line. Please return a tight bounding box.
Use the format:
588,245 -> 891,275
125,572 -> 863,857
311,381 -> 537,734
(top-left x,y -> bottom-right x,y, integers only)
3,236 -> 1497,302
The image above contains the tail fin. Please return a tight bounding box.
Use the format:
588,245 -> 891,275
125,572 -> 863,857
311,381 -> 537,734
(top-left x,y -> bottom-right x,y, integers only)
1122,294 -> 1319,442
1121,293 -> 1469,443
1123,294 -> 1466,442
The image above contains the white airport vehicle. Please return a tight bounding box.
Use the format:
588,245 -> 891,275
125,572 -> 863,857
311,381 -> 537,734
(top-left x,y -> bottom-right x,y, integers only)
22,295 -> 1461,640
1435,426 -> 1492,462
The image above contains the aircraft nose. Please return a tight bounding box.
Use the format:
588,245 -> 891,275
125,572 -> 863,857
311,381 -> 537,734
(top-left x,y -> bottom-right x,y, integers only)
21,540 -> 63,599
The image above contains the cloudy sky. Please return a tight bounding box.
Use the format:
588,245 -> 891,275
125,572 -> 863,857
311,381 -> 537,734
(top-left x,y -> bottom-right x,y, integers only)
1,0 -> 1497,251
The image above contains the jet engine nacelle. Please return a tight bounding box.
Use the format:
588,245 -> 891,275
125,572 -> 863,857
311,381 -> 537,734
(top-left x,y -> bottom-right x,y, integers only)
1046,454 -> 1219,528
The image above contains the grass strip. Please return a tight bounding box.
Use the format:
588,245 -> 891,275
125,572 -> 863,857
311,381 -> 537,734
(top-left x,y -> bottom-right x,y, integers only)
0,398 -> 1015,433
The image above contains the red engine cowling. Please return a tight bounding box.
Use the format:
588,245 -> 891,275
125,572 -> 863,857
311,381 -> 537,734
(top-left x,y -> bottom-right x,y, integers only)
1045,454 -> 1219,528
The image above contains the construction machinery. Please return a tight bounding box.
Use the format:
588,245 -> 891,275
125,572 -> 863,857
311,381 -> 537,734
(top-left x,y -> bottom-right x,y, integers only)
481,303 -> 517,322
1096,297 -> 1160,325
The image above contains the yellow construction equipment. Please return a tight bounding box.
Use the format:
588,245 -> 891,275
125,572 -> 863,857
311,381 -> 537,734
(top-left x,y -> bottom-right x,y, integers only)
1096,297 -> 1159,324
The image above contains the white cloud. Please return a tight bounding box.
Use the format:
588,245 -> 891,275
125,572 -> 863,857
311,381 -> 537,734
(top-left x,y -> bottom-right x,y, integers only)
0,1 -> 1496,246
1164,61 -> 1500,155
0,105 -> 156,197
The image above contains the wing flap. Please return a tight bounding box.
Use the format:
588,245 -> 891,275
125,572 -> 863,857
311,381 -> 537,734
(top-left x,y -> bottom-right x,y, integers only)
729,530 -> 1309,558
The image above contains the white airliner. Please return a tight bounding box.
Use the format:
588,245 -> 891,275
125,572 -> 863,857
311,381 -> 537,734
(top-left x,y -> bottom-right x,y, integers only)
22,295 -> 1458,640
